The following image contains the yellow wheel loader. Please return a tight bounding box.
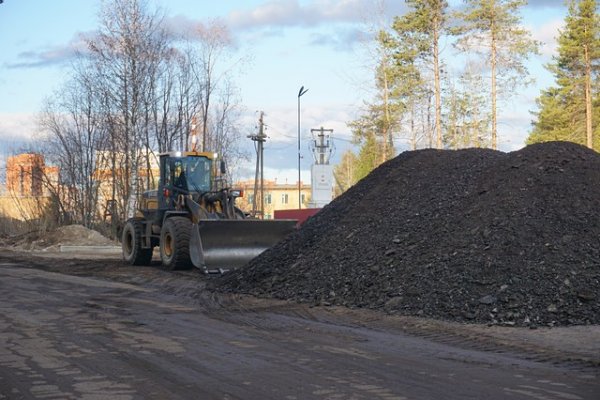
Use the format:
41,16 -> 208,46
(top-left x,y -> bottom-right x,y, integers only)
121,151 -> 296,273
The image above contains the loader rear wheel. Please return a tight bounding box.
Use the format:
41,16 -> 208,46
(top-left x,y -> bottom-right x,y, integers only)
122,218 -> 153,266
160,216 -> 192,270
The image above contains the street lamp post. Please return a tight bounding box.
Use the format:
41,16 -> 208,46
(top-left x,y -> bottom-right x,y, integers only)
297,86 -> 308,209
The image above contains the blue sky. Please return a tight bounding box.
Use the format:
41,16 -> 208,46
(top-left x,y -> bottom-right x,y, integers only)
0,0 -> 567,183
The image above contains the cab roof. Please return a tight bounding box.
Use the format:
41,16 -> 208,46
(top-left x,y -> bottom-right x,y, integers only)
159,151 -> 215,159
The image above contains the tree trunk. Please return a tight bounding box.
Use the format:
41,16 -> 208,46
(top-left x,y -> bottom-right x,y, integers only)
410,104 -> 416,150
427,94 -> 433,148
584,44 -> 593,149
433,17 -> 442,150
491,20 -> 498,150
382,66 -> 391,163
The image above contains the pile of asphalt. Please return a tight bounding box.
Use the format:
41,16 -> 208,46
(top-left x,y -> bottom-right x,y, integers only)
215,142 -> 600,327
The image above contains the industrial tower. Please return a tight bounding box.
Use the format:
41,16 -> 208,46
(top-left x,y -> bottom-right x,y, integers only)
309,127 -> 334,208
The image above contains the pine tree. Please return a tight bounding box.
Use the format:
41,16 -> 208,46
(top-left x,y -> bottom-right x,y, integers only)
444,62 -> 491,149
529,0 -> 600,149
355,132 -> 381,181
374,30 -> 403,163
393,0 -> 449,149
348,29 -> 402,174
528,88 -> 579,144
454,0 -> 539,150
333,150 -> 359,195
348,100 -> 396,176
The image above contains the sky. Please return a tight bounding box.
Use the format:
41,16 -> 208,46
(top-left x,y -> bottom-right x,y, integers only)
0,0 -> 568,184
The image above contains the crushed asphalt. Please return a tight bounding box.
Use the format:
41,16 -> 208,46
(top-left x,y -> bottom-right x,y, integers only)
215,141 -> 600,327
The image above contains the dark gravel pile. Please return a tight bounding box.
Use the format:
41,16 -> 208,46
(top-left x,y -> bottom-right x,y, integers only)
215,141 -> 600,327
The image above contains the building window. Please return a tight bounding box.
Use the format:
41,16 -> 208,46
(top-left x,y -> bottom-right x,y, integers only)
264,213 -> 272,220
301,193 -> 305,204
265,193 -> 272,204
248,194 -> 254,205
281,193 -> 289,204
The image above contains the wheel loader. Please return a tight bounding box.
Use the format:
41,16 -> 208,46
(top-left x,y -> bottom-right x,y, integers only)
121,151 -> 296,273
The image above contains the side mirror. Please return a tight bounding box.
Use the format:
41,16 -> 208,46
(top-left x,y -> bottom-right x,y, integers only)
220,160 -> 227,174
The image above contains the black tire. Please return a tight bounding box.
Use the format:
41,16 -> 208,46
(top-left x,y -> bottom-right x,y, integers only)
160,216 -> 193,270
122,218 -> 153,266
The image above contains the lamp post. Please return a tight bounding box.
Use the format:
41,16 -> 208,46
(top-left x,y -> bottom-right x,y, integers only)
297,85 -> 308,209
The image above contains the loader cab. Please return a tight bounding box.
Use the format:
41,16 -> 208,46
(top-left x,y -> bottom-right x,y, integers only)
158,152 -> 214,209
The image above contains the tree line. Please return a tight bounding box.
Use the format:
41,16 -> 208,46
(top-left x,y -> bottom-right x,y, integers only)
8,1 -> 598,232
34,0 -> 245,234
335,0 -> 599,193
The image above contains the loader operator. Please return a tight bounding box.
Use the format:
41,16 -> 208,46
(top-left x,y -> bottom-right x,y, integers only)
171,157 -> 211,195
174,166 -> 187,189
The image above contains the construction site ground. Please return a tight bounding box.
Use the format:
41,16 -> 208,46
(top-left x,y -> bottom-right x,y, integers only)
0,248 -> 598,400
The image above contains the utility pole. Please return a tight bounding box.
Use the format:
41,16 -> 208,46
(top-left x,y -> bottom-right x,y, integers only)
297,86 -> 308,209
248,112 -> 267,218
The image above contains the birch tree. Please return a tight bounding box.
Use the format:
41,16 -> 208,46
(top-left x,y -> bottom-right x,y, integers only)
38,71 -> 107,228
454,0 -> 539,149
37,0 -> 247,229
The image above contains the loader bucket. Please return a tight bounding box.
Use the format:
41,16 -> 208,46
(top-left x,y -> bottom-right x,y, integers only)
189,219 -> 297,273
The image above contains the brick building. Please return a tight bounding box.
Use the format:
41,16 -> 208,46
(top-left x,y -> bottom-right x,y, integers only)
1,153 -> 59,221
6,153 -> 58,197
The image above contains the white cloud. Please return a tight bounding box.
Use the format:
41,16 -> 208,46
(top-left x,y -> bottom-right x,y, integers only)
12,0 -> 405,69
0,113 -> 38,183
308,27 -> 366,51
228,0 -> 365,30
0,113 -> 38,143
532,18 -> 564,58
496,102 -> 538,151
6,33 -> 92,69
234,104 -> 357,181
164,0 -> 390,48
161,1 -> 406,53
226,0 -> 406,41
243,104 -> 353,143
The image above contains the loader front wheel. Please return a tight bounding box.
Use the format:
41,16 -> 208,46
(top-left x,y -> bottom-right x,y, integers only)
122,219 -> 153,266
160,216 -> 192,270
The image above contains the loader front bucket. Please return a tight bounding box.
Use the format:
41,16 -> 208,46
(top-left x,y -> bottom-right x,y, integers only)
189,219 -> 297,273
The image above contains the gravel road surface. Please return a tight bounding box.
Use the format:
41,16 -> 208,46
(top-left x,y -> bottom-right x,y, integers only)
0,251 -> 598,399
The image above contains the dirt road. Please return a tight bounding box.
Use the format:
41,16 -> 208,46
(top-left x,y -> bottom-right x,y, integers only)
0,251 -> 598,399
